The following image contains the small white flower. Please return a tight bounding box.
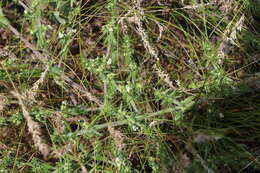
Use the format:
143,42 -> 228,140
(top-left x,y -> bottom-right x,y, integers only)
129,63 -> 136,69
47,24 -> 52,29
68,28 -> 77,34
62,100 -> 67,105
115,157 -> 121,166
176,80 -> 181,87
126,85 -> 131,92
24,9 -> 28,15
107,58 -> 112,65
117,85 -> 124,93
108,27 -> 113,32
115,157 -> 125,168
58,32 -> 65,39
132,125 -> 139,132
149,121 -> 158,127
219,112 -> 224,118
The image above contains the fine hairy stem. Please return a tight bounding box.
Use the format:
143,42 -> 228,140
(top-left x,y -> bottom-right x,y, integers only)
77,107 -> 175,135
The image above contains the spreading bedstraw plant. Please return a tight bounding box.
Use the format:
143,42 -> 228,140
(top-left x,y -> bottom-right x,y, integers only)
201,41 -> 234,95
82,0 -> 141,113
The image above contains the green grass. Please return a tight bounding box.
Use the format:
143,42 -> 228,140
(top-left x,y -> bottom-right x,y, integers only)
0,0 -> 260,172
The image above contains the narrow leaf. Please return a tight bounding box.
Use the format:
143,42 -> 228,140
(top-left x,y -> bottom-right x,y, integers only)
0,6 -> 9,27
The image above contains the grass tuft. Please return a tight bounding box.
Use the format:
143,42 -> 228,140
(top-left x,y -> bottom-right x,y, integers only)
0,0 -> 260,172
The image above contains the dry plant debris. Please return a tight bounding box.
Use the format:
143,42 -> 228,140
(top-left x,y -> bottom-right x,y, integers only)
11,90 -> 52,159
0,94 -> 7,112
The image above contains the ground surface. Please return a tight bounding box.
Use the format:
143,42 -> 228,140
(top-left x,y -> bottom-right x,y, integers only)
0,0 -> 260,172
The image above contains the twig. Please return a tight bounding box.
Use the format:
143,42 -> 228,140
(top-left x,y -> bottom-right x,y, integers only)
18,0 -> 30,11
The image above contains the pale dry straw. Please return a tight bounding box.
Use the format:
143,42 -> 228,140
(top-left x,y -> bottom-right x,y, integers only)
132,0 -> 179,91
0,94 -> 7,113
217,13 -> 245,64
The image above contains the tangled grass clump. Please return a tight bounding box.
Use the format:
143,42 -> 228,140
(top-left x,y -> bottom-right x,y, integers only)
0,0 -> 260,172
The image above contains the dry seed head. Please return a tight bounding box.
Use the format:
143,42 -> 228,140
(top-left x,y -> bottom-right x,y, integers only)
108,125 -> 126,150
0,94 -> 7,113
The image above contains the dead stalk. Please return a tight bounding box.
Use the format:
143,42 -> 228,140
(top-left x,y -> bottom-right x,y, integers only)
11,91 -> 52,159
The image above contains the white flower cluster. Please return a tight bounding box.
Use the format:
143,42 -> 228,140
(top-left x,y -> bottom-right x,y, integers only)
58,28 -> 77,39
117,84 -> 132,93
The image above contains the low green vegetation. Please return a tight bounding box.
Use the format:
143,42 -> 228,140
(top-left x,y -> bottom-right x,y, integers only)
0,0 -> 260,172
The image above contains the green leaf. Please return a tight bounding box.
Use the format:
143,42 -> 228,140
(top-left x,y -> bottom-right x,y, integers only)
0,6 -> 9,27
180,96 -> 195,111
53,11 -> 66,25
